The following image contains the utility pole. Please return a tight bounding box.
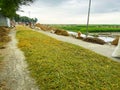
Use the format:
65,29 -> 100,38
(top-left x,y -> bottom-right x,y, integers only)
86,0 -> 91,37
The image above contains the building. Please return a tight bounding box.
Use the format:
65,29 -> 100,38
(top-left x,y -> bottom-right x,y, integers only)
0,13 -> 10,27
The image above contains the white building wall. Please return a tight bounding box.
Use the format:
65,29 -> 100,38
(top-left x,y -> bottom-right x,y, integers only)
0,14 -> 10,27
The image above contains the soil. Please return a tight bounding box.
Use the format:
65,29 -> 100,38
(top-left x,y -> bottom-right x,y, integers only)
0,29 -> 39,90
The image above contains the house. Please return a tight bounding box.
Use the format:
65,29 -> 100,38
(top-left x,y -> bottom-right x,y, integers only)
0,13 -> 10,27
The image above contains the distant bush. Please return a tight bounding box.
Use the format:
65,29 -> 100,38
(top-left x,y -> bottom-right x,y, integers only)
111,36 -> 119,46
54,29 -> 69,36
83,37 -> 106,45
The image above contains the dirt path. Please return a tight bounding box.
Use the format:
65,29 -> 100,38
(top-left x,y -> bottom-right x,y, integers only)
0,29 -> 39,90
34,29 -> 120,62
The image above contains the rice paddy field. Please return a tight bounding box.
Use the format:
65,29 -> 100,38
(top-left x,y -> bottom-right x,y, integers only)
16,26 -> 120,90
51,24 -> 120,33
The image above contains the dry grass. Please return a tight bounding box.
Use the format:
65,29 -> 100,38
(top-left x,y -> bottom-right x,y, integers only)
16,26 -> 120,90
83,37 -> 106,45
111,36 -> 119,45
35,23 -> 69,36
0,27 -> 10,48
35,23 -> 55,31
54,29 -> 69,36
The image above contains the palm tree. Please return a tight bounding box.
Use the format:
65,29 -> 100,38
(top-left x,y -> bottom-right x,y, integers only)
86,0 -> 92,37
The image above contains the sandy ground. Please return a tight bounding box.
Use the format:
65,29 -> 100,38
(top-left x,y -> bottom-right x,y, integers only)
34,29 -> 120,62
0,29 -> 39,90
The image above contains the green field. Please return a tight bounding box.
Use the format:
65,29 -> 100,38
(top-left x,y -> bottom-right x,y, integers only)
51,24 -> 120,33
16,26 -> 120,90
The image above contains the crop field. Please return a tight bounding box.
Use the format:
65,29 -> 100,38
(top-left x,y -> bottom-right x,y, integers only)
16,26 -> 120,90
50,24 -> 120,33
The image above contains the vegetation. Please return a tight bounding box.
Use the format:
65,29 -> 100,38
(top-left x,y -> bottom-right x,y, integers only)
54,29 -> 69,36
0,27 -> 9,75
0,27 -> 10,49
35,23 -> 56,31
14,15 -> 38,23
0,0 -> 35,18
52,24 -> 120,33
111,36 -> 119,45
83,37 -> 106,45
16,26 -> 120,90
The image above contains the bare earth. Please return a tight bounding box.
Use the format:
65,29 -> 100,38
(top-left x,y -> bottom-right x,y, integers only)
34,29 -> 120,62
0,29 -> 39,90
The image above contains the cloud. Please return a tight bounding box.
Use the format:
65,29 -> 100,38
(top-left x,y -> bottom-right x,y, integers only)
33,0 -> 66,7
17,0 -> 120,24
91,0 -> 120,13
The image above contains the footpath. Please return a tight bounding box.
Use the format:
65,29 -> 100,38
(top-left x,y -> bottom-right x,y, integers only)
0,29 -> 38,90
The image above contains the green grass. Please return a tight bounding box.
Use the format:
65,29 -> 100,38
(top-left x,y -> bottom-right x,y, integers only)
16,26 -> 120,90
52,24 -> 120,33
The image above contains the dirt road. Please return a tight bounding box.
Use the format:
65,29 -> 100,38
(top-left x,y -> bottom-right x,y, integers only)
0,29 -> 39,90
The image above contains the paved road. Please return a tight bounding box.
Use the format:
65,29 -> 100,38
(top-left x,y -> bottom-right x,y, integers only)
34,29 -> 120,62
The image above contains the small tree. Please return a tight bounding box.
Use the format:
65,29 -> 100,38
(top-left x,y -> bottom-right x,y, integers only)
0,0 -> 35,18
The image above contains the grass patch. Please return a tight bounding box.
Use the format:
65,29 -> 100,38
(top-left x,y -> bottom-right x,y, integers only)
52,24 -> 120,33
16,26 -> 120,90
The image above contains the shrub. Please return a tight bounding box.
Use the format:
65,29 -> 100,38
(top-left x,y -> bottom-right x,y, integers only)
0,27 -> 11,48
54,29 -> 69,36
83,37 -> 106,45
35,23 -> 46,31
0,27 -> 10,37
111,36 -> 119,45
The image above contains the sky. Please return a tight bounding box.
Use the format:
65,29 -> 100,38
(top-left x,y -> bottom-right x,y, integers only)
17,0 -> 120,24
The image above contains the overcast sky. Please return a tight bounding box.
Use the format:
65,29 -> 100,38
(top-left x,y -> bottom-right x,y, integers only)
17,0 -> 120,24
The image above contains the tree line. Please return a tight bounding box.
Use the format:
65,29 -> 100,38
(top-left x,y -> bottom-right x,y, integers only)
14,15 -> 38,23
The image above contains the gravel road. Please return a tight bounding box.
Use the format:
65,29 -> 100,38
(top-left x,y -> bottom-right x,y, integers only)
0,29 -> 39,90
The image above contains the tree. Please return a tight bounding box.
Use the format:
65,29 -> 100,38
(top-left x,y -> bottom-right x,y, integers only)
34,18 -> 38,23
14,15 -> 38,24
0,0 -> 35,18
